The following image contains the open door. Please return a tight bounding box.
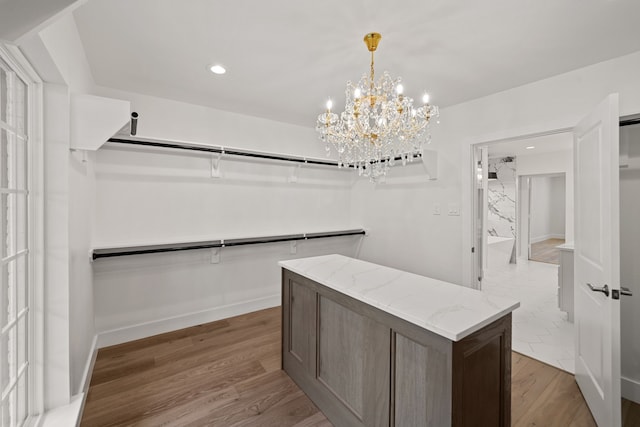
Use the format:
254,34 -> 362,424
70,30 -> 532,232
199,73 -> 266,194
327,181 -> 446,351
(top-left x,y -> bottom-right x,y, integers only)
573,93 -> 621,426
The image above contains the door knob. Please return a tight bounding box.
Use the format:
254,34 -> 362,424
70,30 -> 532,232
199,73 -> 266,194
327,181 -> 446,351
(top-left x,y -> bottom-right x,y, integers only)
621,286 -> 633,296
587,283 -> 609,297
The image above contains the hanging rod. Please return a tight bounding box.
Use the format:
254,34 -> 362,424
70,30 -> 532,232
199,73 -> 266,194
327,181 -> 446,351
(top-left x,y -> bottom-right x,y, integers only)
106,136 -> 423,168
91,228 -> 366,260
107,136 -> 342,167
620,117 -> 640,127
130,112 -> 139,136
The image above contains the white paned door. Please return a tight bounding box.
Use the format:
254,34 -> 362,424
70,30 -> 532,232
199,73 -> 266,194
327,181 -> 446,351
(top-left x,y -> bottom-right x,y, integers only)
573,93 -> 621,426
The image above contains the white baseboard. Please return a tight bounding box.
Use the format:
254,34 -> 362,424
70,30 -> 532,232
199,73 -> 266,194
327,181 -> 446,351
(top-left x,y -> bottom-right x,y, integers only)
96,294 -> 281,348
78,335 -> 98,395
38,394 -> 83,427
622,376 -> 640,405
73,335 -> 98,427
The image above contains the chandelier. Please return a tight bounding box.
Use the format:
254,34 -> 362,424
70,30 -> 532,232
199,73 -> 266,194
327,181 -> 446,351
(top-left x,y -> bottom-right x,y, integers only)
316,33 -> 439,182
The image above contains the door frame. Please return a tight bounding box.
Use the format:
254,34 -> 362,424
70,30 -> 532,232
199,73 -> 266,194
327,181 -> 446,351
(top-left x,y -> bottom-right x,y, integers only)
463,127 -> 571,288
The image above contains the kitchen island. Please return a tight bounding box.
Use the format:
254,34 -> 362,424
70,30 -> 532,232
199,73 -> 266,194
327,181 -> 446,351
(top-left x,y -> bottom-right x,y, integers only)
280,254 -> 519,427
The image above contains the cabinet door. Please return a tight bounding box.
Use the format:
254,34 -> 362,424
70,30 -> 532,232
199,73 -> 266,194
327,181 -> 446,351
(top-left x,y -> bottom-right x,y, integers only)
317,296 -> 390,426
282,270 -> 390,427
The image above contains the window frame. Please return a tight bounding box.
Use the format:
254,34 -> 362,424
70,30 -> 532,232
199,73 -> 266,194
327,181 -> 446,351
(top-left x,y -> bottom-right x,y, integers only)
0,43 -> 45,427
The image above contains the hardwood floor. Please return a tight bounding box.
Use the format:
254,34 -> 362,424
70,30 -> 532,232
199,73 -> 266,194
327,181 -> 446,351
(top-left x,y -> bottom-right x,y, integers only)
529,238 -> 565,265
81,307 -> 638,426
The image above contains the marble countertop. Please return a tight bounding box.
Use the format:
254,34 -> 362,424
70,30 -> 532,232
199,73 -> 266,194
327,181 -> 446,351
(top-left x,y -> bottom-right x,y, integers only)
279,254 -> 519,342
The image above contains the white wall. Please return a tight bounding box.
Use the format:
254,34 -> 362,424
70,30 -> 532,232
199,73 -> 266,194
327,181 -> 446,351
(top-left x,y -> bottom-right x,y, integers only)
34,13 -> 97,400
620,125 -> 640,403
350,156 -> 460,283
530,176 -> 552,242
517,149 -> 573,243
530,175 -> 566,242
68,150 -> 95,393
87,88 -> 360,345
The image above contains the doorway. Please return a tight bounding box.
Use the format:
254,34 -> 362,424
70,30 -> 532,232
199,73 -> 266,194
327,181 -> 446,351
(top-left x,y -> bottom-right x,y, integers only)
523,173 -> 567,264
468,103 -> 640,423
472,133 -> 575,372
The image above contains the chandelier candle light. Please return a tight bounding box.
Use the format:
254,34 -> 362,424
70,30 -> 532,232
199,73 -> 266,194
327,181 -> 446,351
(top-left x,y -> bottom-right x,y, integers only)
316,32 -> 439,182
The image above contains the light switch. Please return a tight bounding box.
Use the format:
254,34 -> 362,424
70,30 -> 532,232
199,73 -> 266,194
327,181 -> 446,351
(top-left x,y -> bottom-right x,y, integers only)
433,203 -> 441,215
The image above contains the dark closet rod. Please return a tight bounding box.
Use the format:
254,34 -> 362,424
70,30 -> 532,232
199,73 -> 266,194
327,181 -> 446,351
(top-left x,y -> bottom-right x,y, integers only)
620,117 -> 640,127
107,136 -> 343,167
106,136 -> 422,168
91,229 -> 366,260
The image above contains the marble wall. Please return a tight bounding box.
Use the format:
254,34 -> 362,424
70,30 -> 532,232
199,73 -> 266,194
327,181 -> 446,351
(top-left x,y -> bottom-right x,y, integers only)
488,157 -> 516,240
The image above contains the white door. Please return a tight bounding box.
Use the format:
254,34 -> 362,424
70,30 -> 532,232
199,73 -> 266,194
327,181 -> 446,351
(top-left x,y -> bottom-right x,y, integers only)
573,93 -> 621,426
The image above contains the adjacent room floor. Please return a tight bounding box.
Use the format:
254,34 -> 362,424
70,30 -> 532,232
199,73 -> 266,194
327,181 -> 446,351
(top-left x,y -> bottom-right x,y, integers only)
529,238 -> 565,264
482,259 -> 575,373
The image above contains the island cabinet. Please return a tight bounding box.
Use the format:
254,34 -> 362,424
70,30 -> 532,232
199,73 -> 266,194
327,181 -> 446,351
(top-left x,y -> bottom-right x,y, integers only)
280,255 -> 519,427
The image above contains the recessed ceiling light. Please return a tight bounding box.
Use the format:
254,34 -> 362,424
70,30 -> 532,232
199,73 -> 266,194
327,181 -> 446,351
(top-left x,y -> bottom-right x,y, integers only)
526,146 -> 535,150
209,64 -> 226,75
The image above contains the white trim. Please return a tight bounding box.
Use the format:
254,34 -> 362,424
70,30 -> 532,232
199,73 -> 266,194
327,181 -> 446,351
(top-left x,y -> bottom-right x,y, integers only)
78,335 -> 97,396
96,295 -> 281,348
71,335 -> 98,427
622,376 -> 640,405
37,395 -> 83,427
0,42 -> 46,421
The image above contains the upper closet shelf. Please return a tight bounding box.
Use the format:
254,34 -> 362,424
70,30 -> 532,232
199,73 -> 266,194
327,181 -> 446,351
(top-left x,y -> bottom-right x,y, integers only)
73,103 -> 438,178
70,94 -> 131,151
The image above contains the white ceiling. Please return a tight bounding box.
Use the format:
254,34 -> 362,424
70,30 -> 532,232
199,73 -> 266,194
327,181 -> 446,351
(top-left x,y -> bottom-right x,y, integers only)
73,0 -> 640,129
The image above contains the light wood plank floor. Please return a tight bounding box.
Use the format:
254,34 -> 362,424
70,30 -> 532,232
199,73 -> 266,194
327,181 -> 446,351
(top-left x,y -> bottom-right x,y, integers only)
529,238 -> 565,265
81,307 -> 639,426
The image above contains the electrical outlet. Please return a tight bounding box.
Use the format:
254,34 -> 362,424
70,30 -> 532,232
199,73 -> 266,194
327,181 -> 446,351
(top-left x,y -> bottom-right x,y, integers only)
448,204 -> 460,216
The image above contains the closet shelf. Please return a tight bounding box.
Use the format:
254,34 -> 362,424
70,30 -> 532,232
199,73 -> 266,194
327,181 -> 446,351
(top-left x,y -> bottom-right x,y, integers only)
91,228 -> 366,260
